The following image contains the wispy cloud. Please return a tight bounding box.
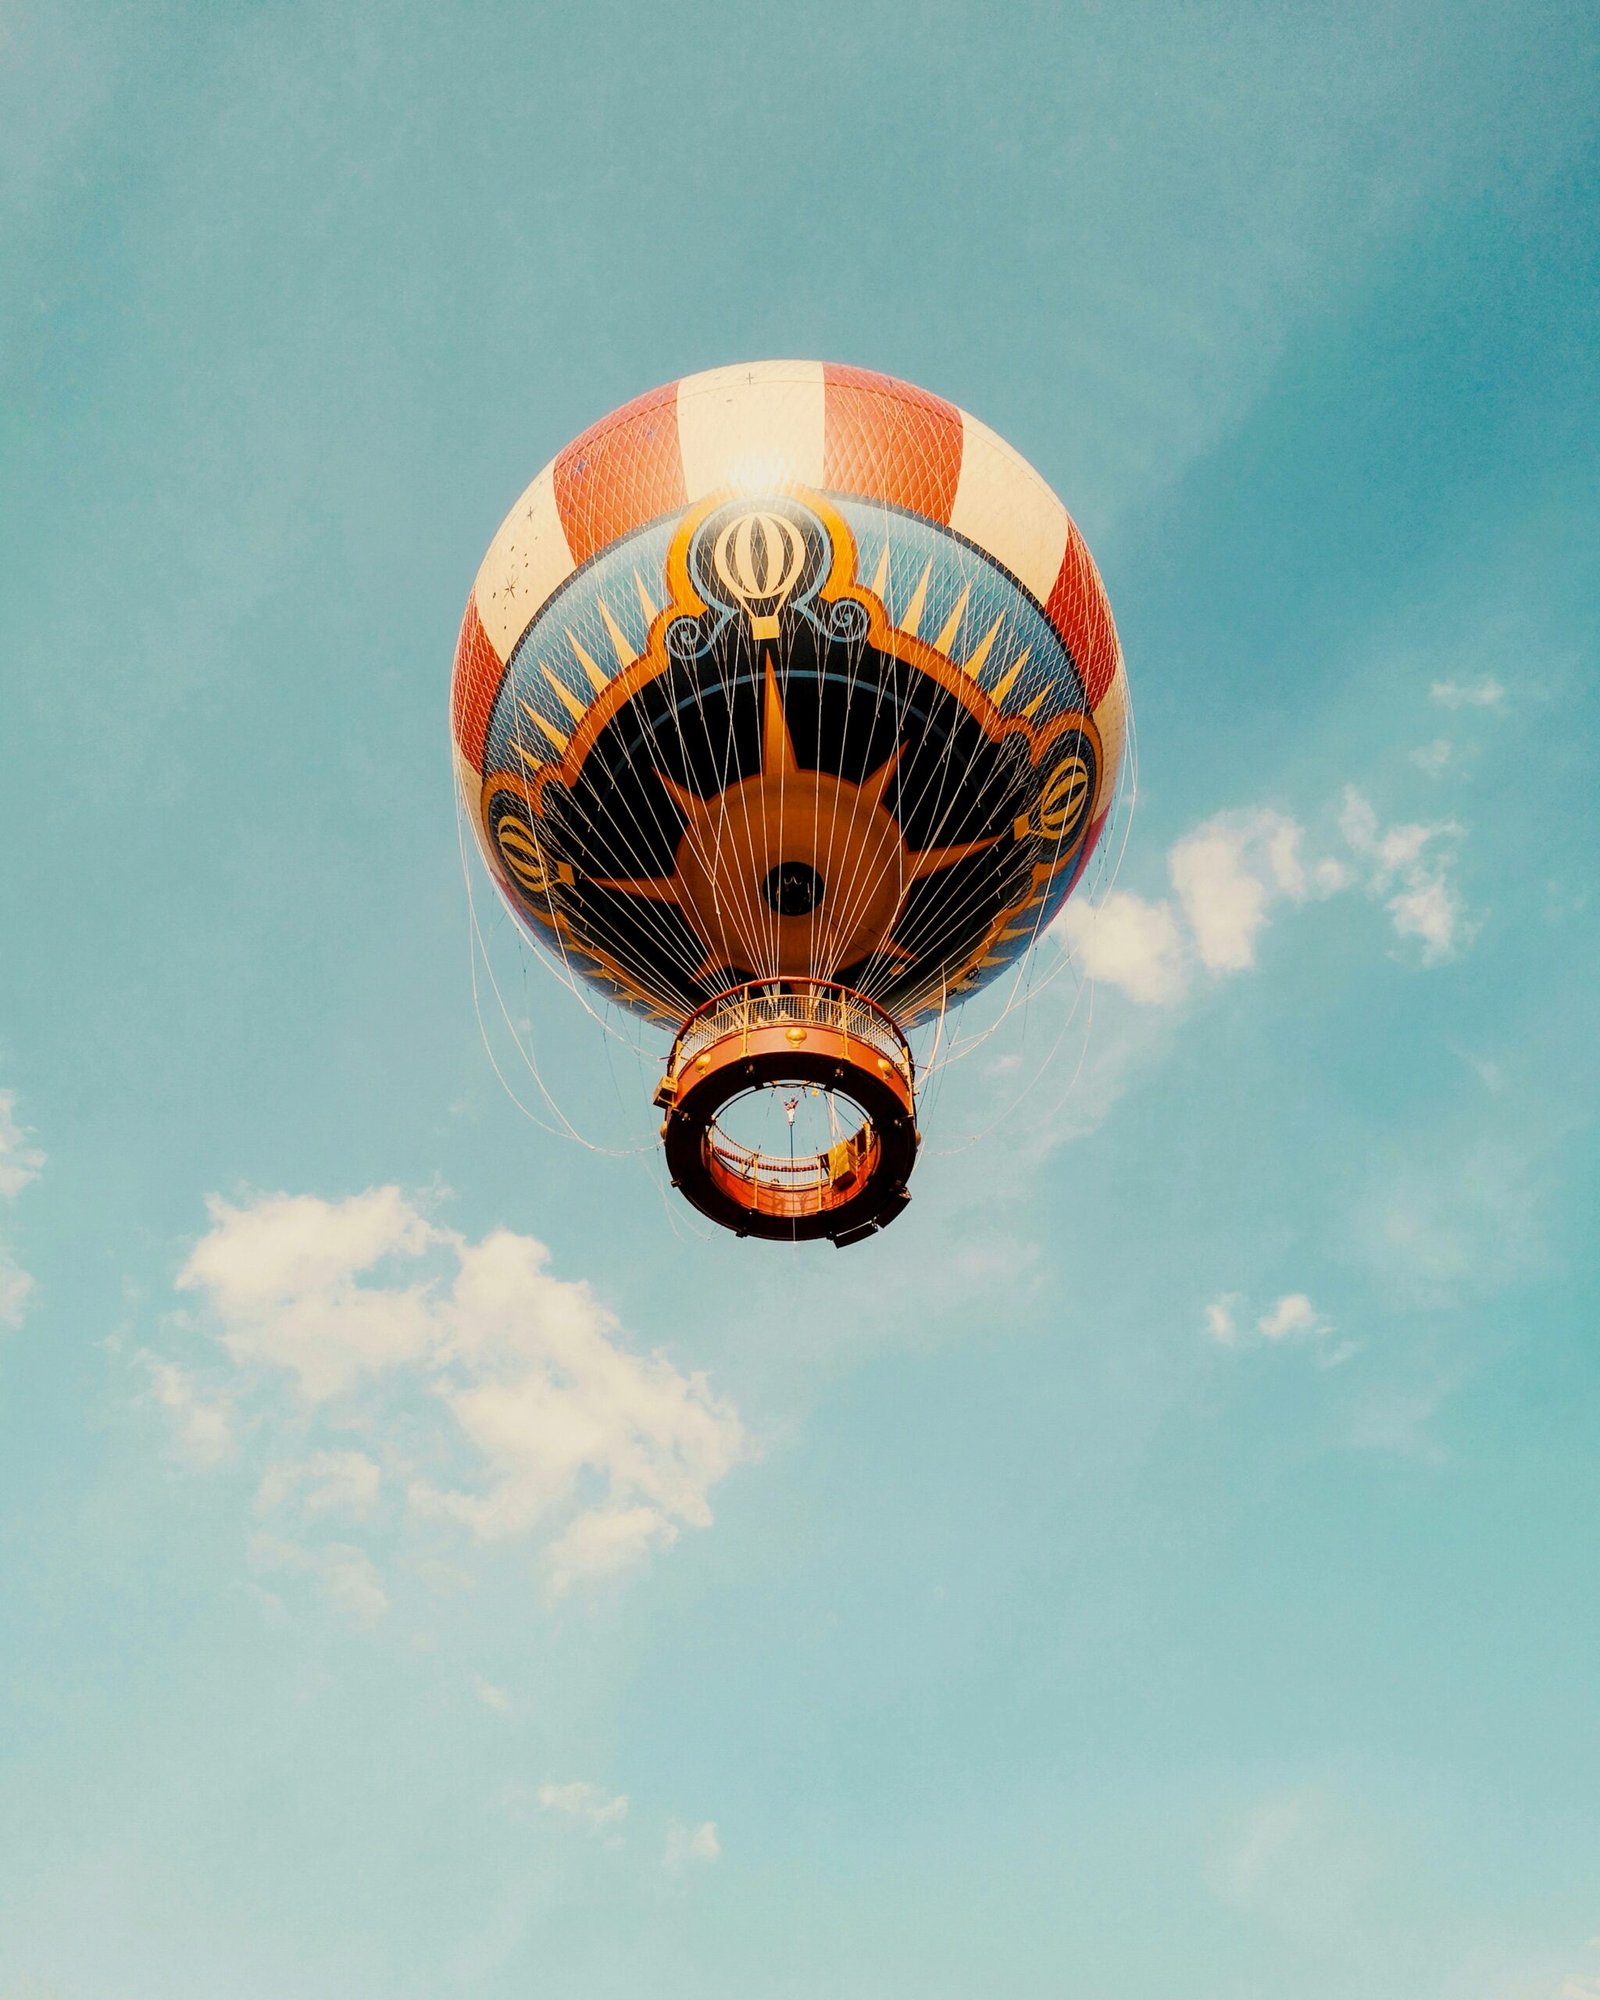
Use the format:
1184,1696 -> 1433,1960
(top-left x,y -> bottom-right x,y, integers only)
1029,808 -> 1327,1158
1356,1135 -> 1542,1311
1212,1781 -> 1383,1941
1344,1382 -> 1453,1465
1206,1290 -> 1349,1364
1409,737 -> 1454,776
1547,1931 -> 1600,2000
1169,809 -> 1338,974
148,1188 -> 748,1612
531,1780 -> 721,1872
1057,807 -> 1336,1009
0,1092 -> 44,1200
256,1449 -> 381,1521
1055,787 -> 1465,1016
1204,1294 -> 1242,1344
0,1089 -> 43,1328
1055,817 -> 1292,1010
1010,761 -> 1484,1172
140,1353 -> 234,1466
538,1781 -> 629,1835
1054,891 -> 1186,1005
663,1819 -> 721,1872
1340,788 -> 1471,963
248,1532 -> 389,1629
1257,1293 -> 1324,1340
0,1250 -> 34,1330
1429,676 -> 1505,709
1222,1791 -> 1315,1907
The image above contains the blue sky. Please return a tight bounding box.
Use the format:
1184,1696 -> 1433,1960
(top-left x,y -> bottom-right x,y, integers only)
2,1 -> 1598,1994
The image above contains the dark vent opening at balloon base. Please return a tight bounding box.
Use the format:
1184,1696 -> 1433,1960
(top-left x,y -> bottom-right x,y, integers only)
653,980 -> 918,1246
761,862 -> 825,917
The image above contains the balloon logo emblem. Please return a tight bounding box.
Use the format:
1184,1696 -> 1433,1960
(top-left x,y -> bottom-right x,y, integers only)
712,510 -> 808,638
496,816 -> 569,902
1036,753 -> 1092,843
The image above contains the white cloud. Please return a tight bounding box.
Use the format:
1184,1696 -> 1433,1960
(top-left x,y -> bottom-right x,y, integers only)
249,1532 -> 389,1628
0,1092 -> 44,1200
159,1188 -> 747,1603
1559,1939 -> 1600,2000
663,1819 -> 720,1871
545,1504 -> 677,1597
316,1544 -> 390,1627
141,1354 -> 234,1466
1056,807 -> 1352,1012
1451,1045 -> 1504,1094
0,1251 -> 34,1329
1257,1293 -> 1323,1340
1054,890 -> 1188,1004
0,1090 -> 43,1328
1207,1289 -> 1343,1359
1429,676 -> 1505,709
1386,875 -> 1464,960
1339,790 -> 1442,875
1169,808 -> 1313,972
256,1449 -> 380,1520
1055,775 -> 1473,1039
538,1781 -> 629,1833
1032,777 -> 1475,1163
178,1187 -> 437,1401
1409,737 -> 1454,775
1340,788 -> 1471,963
472,1676 -> 512,1713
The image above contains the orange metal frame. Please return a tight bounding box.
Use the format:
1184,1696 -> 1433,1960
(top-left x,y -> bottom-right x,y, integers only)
655,981 -> 918,1246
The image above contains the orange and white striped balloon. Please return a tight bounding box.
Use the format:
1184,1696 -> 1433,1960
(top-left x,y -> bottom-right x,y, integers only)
453,362 -> 1126,1030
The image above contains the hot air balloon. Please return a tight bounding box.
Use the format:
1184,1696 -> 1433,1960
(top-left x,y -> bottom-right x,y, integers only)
452,363 -> 1128,1245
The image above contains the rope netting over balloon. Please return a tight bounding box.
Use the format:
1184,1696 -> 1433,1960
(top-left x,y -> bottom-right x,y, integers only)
453,627 -> 1137,1180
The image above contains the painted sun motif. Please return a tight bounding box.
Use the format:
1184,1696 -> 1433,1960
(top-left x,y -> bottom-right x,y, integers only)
472,481 -> 1109,1026
589,658 -> 1006,990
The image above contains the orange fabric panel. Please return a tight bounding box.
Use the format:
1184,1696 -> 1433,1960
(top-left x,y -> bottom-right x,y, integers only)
822,364 -> 964,523
551,380 -> 687,567
451,597 -> 504,773
1043,518 -> 1121,711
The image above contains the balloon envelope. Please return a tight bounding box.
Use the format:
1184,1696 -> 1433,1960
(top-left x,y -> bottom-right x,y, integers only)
452,361 -> 1126,1032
